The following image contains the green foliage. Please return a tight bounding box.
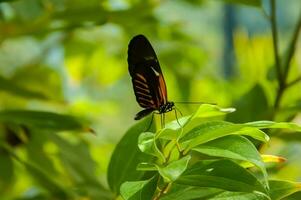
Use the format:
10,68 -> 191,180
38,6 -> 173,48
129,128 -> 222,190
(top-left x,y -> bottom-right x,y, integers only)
0,110 -> 90,131
120,176 -> 158,200
109,105 -> 301,199
107,117 -> 156,194
0,75 -> 47,99
0,0 -> 300,199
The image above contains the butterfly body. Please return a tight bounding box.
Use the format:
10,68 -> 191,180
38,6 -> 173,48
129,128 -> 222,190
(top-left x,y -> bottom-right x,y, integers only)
128,34 -> 174,120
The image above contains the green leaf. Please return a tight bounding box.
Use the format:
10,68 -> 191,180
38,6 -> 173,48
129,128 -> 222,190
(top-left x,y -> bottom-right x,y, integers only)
137,156 -> 191,182
26,132 -> 58,177
1,142 -> 68,198
0,75 -> 47,99
161,185 -> 224,200
238,154 -> 286,169
208,191 -> 267,200
283,191 -> 301,200
188,104 -> 236,122
107,117 -> 155,194
0,150 -> 14,191
180,121 -> 269,150
183,105 -> 236,133
216,0 -> 262,7
157,155 -> 191,182
192,135 -> 268,188
138,132 -> 165,163
50,135 -> 108,193
0,110 -> 89,132
177,160 -> 267,194
158,116 -> 190,140
120,176 -> 158,200
0,145 -> 69,198
24,161 -> 69,198
137,163 -> 157,171
244,121 -> 301,131
269,180 -> 301,200
158,104 -> 236,140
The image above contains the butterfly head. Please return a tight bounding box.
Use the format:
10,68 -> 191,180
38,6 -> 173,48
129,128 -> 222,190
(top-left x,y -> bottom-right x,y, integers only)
159,101 -> 174,114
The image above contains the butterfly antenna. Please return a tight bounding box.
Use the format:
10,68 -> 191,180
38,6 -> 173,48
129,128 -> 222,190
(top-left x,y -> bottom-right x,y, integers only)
174,108 -> 182,128
175,106 -> 183,117
174,101 -> 217,105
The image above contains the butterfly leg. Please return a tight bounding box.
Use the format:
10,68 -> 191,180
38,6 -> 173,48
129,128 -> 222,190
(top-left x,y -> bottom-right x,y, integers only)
174,108 -> 184,153
175,106 -> 183,117
163,113 -> 166,128
160,114 -> 163,129
144,112 -> 155,132
174,108 -> 182,128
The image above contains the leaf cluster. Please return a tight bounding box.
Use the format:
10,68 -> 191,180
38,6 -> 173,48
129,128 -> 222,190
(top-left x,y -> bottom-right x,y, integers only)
108,105 -> 301,200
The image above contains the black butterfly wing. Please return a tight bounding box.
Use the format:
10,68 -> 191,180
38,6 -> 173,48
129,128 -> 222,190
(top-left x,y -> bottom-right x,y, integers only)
128,35 -> 168,118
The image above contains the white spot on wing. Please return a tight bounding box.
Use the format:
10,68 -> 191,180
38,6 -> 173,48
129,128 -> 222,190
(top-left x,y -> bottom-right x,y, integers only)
151,67 -> 160,76
144,56 -> 156,61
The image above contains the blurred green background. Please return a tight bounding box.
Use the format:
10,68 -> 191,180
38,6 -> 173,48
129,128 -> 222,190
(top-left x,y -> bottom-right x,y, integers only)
0,0 -> 300,199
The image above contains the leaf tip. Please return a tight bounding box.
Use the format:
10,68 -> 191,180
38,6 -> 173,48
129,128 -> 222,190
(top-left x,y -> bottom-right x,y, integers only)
85,127 -> 96,135
262,154 -> 287,163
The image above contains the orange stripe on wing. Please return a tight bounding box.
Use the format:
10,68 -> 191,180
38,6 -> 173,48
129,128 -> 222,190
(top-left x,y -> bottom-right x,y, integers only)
158,74 -> 167,104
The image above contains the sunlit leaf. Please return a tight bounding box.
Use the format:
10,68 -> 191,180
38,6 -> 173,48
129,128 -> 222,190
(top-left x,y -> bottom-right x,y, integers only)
138,132 -> 165,163
261,155 -> 286,163
0,150 -> 14,191
157,155 -> 191,182
161,185 -> 224,200
120,176 -> 158,200
240,155 -> 286,169
180,121 -> 269,150
269,180 -> 301,200
158,104 -> 236,140
177,160 -> 267,194
192,135 -> 268,187
244,121 -> 301,132
137,162 -> 157,171
207,191 -> 267,200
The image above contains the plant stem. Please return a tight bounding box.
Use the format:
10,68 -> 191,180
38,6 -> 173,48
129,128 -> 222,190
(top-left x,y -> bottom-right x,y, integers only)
270,0 -> 283,88
270,0 -> 301,114
282,12 -> 301,83
153,182 -> 172,200
286,77 -> 301,89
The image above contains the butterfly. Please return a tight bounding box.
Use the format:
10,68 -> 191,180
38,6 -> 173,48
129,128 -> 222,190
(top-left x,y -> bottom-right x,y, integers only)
128,34 -> 174,120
